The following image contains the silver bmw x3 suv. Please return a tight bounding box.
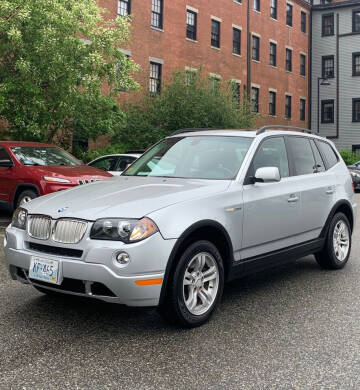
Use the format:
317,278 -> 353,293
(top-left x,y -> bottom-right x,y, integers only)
4,127 -> 357,327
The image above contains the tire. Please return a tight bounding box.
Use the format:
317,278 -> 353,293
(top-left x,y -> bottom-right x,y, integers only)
16,190 -> 37,208
315,212 -> 352,270
160,240 -> 224,328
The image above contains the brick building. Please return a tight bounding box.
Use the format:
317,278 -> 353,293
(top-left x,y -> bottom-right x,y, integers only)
97,0 -> 312,136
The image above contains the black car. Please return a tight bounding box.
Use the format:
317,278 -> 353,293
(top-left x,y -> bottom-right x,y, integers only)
348,161 -> 360,191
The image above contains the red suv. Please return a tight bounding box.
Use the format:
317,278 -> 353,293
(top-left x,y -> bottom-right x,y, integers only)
0,141 -> 112,209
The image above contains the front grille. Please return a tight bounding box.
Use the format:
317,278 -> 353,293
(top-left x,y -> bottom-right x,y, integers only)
53,219 -> 87,244
28,242 -> 83,258
27,215 -> 51,240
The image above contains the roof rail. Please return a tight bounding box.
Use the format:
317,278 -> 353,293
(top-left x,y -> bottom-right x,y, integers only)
171,128 -> 222,136
256,125 -> 312,135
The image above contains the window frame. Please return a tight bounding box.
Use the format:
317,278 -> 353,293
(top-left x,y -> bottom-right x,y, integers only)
322,13 -> 334,37
352,52 -> 360,76
300,54 -> 306,76
285,95 -> 292,119
118,0 -> 131,16
253,0 -> 260,12
353,9 -> 360,33
321,99 -> 335,124
233,27 -> 241,55
211,19 -> 221,48
269,91 -> 276,116
286,48 -> 292,72
301,11 -> 307,33
269,42 -> 277,66
252,87 -> 259,113
186,10 -> 197,41
286,3 -> 293,27
352,98 -> 360,122
315,139 -> 339,170
322,55 -> 335,79
252,35 -> 260,61
151,0 -> 164,29
270,0 -> 277,20
300,98 -> 306,121
149,61 -> 162,94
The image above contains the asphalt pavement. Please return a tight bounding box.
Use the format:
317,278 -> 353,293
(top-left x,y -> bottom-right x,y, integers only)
0,197 -> 360,389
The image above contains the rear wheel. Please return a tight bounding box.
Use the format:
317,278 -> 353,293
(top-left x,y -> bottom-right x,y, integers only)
160,240 -> 224,328
16,190 -> 37,208
315,212 -> 352,270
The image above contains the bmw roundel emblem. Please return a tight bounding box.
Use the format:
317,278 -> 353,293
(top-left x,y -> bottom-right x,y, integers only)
58,207 -> 69,213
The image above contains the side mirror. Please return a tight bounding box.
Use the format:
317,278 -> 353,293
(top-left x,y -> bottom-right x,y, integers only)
254,167 -> 281,183
0,159 -> 14,168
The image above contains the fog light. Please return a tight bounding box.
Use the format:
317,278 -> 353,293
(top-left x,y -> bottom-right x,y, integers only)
115,251 -> 130,266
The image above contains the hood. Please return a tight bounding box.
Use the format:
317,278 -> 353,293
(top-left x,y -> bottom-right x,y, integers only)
29,165 -> 112,179
24,176 -> 231,220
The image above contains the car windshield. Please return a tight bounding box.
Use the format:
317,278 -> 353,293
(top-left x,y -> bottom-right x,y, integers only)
11,146 -> 81,166
124,136 -> 253,180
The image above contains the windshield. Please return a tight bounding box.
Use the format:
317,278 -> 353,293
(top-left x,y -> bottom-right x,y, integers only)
11,146 -> 81,166
124,136 -> 253,180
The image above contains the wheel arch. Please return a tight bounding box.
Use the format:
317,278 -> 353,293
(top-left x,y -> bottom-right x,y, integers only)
320,199 -> 354,238
159,220 -> 234,306
13,184 -> 40,208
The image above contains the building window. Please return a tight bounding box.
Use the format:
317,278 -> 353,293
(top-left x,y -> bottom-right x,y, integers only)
185,69 -> 197,85
252,36 -> 260,61
300,54 -> 306,76
286,3 -> 293,27
353,99 -> 360,122
151,0 -> 163,29
353,10 -> 360,33
210,76 -> 221,92
186,10 -> 197,40
270,0 -> 277,19
232,82 -> 241,107
252,87 -> 259,113
253,0 -> 260,12
301,11 -> 307,33
300,99 -> 306,121
269,42 -> 276,66
322,13 -> 334,36
233,28 -> 241,55
269,91 -> 276,116
285,95 -> 292,119
118,0 -> 131,16
322,55 -> 334,78
321,100 -> 334,123
286,48 -> 292,72
211,20 -> 221,48
149,62 -> 162,94
353,53 -> 360,76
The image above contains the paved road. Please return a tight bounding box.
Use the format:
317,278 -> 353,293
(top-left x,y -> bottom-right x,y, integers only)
1,197 -> 360,389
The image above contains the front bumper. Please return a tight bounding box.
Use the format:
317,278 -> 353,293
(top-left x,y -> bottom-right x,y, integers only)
4,226 -> 176,307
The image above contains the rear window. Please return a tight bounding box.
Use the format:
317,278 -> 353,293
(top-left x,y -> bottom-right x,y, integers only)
316,141 -> 339,169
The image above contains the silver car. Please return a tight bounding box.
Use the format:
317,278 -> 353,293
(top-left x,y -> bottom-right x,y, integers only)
4,127 -> 357,327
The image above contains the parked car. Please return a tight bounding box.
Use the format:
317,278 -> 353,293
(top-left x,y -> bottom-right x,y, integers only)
88,152 -> 141,176
348,162 -> 360,191
0,141 -> 112,209
4,127 -> 356,327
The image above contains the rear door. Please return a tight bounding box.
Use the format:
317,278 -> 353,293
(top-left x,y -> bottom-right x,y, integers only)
242,136 -> 302,259
286,136 -> 332,240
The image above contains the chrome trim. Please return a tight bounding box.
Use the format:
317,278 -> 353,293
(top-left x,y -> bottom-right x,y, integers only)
52,219 -> 88,244
27,215 -> 51,240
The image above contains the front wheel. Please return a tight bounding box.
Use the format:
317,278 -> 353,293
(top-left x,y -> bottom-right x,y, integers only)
161,240 -> 224,328
315,212 -> 352,270
16,190 -> 37,208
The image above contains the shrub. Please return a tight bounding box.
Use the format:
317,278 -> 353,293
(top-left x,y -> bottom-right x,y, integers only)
339,150 -> 359,166
74,143 -> 128,163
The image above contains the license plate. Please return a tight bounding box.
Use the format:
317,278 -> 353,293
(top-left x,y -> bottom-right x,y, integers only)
29,256 -> 60,285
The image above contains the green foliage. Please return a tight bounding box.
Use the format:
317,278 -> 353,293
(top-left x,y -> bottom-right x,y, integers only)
115,70 -> 256,149
74,143 -> 128,163
0,0 -> 138,145
340,150 -> 359,166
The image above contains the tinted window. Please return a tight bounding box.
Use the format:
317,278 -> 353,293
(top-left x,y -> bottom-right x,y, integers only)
117,156 -> 136,171
288,137 -> 315,176
90,156 -> 118,171
252,137 -> 289,178
317,141 -> 339,169
310,140 -> 325,172
0,148 -> 11,163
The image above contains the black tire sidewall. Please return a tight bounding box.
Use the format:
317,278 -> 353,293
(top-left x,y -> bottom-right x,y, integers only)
171,240 -> 224,327
16,190 -> 37,208
326,212 -> 352,269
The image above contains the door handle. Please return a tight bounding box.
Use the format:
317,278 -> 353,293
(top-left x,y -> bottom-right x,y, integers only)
326,187 -> 335,195
288,195 -> 299,203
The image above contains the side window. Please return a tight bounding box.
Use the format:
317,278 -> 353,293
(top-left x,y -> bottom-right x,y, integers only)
287,137 -> 316,176
90,157 -> 117,171
117,156 -> 136,171
316,140 -> 339,169
251,137 -> 289,179
0,148 -> 12,166
310,140 -> 326,172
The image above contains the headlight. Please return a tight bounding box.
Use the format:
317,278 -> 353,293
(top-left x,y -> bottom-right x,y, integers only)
43,176 -> 71,183
12,208 -> 27,230
90,217 -> 158,243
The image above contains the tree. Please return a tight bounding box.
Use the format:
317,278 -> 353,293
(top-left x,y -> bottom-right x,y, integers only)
115,70 -> 256,149
0,0 -> 138,145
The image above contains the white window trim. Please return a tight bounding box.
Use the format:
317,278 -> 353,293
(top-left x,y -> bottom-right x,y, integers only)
186,5 -> 198,13
287,1 -> 294,6
251,83 -> 260,89
231,79 -> 242,84
286,46 -> 293,51
209,73 -> 222,80
211,16 -> 222,23
300,51 -> 307,57
252,32 -> 261,38
233,0 -> 243,5
119,48 -> 131,56
269,39 -> 277,44
285,92 -> 292,97
300,96 -> 307,101
232,24 -> 242,30
300,8 -> 308,14
269,87 -> 277,93
149,56 -> 164,64
185,66 -> 198,73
